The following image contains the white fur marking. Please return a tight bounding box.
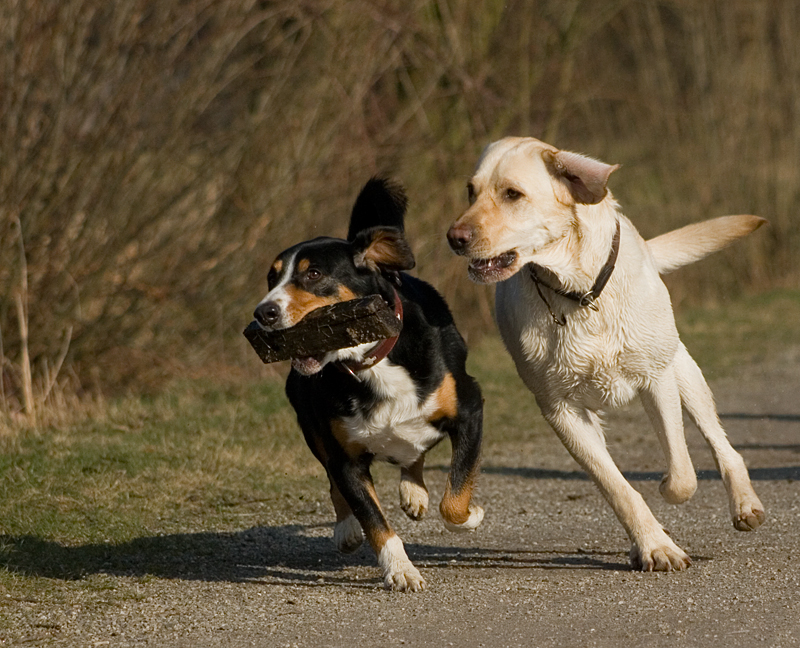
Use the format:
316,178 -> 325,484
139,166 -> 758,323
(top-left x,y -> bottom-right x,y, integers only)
333,515 -> 364,553
399,479 -> 429,520
339,361 -> 445,466
257,250 -> 298,330
443,504 -> 485,533
378,535 -> 425,591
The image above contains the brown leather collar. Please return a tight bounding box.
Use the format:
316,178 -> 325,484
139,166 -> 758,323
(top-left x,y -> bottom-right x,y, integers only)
528,218 -> 621,325
337,289 -> 403,378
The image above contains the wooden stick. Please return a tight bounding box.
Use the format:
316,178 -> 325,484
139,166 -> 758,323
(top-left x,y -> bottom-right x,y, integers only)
244,295 -> 402,364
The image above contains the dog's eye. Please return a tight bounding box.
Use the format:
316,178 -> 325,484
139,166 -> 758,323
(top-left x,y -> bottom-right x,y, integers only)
505,188 -> 523,201
306,268 -> 322,281
467,183 -> 476,205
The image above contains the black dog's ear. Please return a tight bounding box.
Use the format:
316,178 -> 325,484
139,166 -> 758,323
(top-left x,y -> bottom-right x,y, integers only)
347,177 -> 408,242
352,227 -> 415,273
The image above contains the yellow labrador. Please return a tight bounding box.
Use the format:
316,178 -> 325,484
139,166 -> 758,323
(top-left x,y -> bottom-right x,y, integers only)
447,136 -> 766,571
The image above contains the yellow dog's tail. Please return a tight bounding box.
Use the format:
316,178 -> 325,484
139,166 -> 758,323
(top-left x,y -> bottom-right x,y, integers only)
647,215 -> 767,275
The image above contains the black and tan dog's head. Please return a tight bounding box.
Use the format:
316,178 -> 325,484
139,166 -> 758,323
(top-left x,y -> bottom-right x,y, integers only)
254,228 -> 414,333
253,178 -> 415,375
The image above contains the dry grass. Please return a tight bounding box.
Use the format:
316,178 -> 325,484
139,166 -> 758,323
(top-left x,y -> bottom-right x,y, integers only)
1,0 -> 798,412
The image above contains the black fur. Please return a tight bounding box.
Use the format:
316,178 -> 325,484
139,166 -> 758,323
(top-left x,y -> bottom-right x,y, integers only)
346,177 -> 408,241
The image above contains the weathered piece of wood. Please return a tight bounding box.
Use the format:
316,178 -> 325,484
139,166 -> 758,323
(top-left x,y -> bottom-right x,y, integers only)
243,294 -> 402,364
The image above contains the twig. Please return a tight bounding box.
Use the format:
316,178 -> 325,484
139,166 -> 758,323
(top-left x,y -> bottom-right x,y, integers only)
0,319 -> 6,415
14,211 -> 34,424
42,325 -> 73,403
14,292 -> 34,424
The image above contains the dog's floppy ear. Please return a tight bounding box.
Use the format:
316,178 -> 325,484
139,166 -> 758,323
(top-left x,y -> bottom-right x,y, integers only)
543,149 -> 620,205
352,226 -> 416,273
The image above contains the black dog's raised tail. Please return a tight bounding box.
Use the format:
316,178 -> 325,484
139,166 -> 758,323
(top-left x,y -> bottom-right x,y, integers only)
347,177 -> 408,242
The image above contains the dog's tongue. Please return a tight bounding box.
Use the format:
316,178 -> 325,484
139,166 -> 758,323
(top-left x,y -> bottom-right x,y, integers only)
291,356 -> 324,375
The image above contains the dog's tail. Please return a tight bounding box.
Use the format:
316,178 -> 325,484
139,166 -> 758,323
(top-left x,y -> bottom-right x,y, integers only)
646,215 -> 767,275
346,177 -> 408,242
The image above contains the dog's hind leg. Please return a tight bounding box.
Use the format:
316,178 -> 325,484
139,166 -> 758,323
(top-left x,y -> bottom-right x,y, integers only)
541,401 -> 691,571
399,457 -> 429,520
674,343 -> 766,531
640,365 -> 698,504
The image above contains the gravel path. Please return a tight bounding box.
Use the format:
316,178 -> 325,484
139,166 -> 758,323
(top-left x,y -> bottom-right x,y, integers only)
5,357 -> 800,647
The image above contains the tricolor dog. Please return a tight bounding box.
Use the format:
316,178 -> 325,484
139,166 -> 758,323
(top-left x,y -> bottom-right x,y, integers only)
447,136 -> 766,571
254,178 -> 484,590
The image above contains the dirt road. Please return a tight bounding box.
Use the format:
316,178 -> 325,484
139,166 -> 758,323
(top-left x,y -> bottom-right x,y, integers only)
6,356 -> 800,647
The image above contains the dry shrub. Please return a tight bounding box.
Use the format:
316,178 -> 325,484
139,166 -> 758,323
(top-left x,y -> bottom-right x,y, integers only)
0,0 -> 797,413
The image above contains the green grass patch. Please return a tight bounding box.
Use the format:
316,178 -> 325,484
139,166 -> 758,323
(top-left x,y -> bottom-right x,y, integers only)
0,378 -> 328,610
677,288 -> 800,379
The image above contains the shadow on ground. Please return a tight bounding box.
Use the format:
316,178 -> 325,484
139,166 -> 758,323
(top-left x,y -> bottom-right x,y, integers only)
5,407 -> 795,590
0,523 -> 630,588
479,464 -> 800,481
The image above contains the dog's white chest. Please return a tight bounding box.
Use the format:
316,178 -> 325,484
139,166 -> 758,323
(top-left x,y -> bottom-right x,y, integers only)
341,362 -> 444,466
496,275 -> 643,408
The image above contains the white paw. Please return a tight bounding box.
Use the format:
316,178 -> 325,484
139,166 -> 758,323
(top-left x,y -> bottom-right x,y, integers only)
732,498 -> 766,531
379,535 -> 426,592
442,504 -> 484,533
399,480 -> 429,520
384,564 -> 426,592
334,515 -> 363,554
630,532 -> 691,572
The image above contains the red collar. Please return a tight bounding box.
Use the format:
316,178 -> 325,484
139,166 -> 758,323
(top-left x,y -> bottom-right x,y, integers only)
338,289 -> 403,378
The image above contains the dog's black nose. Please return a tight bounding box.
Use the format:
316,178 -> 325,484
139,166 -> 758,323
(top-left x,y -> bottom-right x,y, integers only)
254,301 -> 280,326
447,224 -> 473,252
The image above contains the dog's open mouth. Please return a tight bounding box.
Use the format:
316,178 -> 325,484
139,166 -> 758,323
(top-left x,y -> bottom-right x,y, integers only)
291,356 -> 325,375
468,250 -> 518,283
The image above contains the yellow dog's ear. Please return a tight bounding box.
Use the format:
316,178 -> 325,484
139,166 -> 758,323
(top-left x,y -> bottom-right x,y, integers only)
352,227 -> 416,273
543,149 -> 620,205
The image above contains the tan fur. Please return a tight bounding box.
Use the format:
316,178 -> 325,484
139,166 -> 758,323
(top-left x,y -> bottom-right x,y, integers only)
355,229 -> 415,272
448,136 -> 766,571
427,372 -> 458,423
330,418 -> 366,457
282,285 -> 356,326
439,471 -> 478,526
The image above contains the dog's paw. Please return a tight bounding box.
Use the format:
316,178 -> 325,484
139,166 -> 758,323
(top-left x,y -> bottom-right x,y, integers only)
384,565 -> 426,592
442,504 -> 484,533
630,535 -> 691,572
733,502 -> 766,531
379,536 -> 425,592
334,515 -> 364,554
399,480 -> 429,521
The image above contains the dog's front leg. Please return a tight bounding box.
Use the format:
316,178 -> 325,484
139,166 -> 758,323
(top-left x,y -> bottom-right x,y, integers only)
328,476 -> 364,553
439,383 -> 485,532
542,402 -> 691,571
329,457 -> 426,591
